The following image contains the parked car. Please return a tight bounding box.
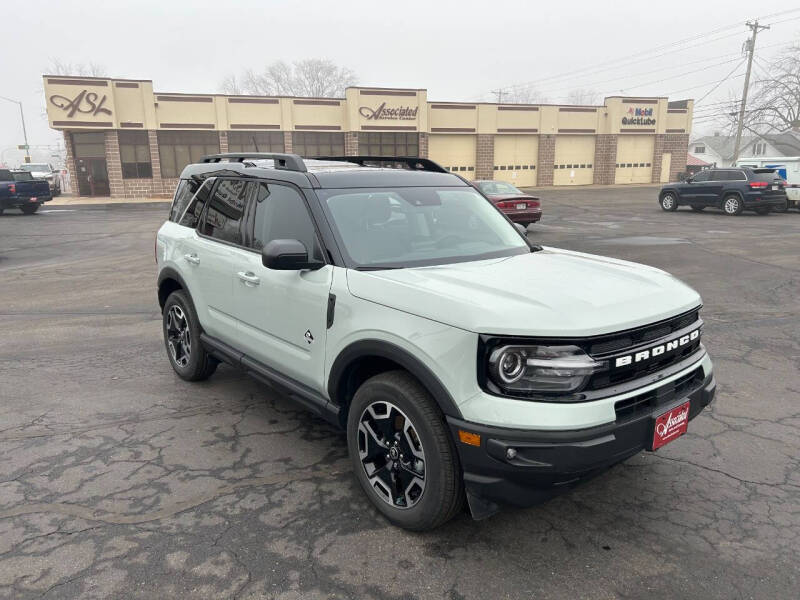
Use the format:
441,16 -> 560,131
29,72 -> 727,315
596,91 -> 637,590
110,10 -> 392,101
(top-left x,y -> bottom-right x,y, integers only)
473,180 -> 542,227
156,153 -> 715,530
735,156 -> 800,212
659,167 -> 787,215
0,169 -> 52,215
16,163 -> 62,196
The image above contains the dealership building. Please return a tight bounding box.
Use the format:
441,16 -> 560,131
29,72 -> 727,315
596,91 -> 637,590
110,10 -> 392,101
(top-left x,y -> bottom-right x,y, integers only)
43,75 -> 693,198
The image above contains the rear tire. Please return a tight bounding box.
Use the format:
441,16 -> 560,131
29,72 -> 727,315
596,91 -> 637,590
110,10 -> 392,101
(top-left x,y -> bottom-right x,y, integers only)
20,204 -> 39,215
162,290 -> 218,381
347,370 -> 463,531
660,193 -> 678,211
691,205 -> 705,212
723,194 -> 743,216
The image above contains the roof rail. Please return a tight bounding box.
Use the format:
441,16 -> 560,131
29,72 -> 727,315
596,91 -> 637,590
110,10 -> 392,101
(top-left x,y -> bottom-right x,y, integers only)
200,153 -> 307,172
312,156 -> 449,173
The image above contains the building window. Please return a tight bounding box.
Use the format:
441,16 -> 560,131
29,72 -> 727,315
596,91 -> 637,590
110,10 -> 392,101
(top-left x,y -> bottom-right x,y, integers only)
72,132 -> 106,158
292,132 -> 344,157
694,145 -> 706,154
157,131 -> 220,179
119,131 -> 152,178
752,142 -> 766,156
228,131 -> 284,153
358,132 -> 419,157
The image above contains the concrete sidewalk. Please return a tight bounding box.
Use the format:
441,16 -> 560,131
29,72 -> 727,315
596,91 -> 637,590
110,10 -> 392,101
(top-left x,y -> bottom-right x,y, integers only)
49,195 -> 170,206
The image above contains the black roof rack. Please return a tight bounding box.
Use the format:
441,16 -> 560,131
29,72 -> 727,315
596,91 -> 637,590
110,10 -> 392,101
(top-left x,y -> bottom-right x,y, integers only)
201,153 -> 307,172
312,156 -> 449,173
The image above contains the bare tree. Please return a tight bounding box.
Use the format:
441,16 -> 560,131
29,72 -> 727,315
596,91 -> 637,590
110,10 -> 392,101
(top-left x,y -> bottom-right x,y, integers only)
565,88 -> 600,105
501,86 -> 550,104
220,59 -> 357,97
46,59 -> 107,77
710,44 -> 800,135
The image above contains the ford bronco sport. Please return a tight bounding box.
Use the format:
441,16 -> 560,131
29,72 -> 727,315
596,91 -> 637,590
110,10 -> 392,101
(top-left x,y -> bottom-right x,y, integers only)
156,153 -> 716,531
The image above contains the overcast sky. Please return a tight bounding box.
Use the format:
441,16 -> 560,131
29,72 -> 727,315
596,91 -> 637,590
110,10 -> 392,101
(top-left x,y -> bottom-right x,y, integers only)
1,0 -> 798,165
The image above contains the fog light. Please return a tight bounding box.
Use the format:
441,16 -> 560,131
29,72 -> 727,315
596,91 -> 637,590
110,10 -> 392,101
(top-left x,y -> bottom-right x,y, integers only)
506,448 -> 517,460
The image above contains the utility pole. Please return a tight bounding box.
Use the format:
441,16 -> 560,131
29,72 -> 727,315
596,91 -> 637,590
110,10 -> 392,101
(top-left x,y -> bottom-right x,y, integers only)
491,88 -> 506,104
732,20 -> 769,164
0,95 -> 32,164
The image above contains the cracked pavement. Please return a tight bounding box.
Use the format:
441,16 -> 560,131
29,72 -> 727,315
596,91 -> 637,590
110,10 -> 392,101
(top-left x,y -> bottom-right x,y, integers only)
0,188 -> 798,599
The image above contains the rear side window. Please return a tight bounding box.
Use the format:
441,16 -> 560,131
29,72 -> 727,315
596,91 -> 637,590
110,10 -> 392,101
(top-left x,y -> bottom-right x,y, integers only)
177,179 -> 214,228
251,182 -> 321,258
199,179 -> 250,245
719,171 -> 746,181
170,179 -> 194,222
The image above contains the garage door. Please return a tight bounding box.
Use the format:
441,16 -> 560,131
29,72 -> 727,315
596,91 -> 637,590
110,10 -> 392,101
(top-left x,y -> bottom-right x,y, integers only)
615,135 -> 655,184
493,135 -> 538,187
429,135 -> 476,179
554,136 -> 595,185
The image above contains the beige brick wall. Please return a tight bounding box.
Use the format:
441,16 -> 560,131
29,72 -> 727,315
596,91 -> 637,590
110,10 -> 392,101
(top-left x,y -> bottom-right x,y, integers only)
475,134 -> 494,180
593,134 -> 618,184
537,135 -> 556,186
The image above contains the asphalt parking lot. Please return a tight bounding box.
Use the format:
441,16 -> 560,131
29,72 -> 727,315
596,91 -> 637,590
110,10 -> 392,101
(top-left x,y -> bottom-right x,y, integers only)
1,185 -> 798,599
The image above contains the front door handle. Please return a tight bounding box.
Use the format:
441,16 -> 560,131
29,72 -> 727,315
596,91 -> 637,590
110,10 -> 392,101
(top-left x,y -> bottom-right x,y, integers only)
184,253 -> 200,265
237,271 -> 260,286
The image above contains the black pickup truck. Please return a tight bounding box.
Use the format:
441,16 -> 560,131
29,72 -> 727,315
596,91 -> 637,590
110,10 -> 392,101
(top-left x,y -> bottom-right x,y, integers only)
0,169 -> 52,215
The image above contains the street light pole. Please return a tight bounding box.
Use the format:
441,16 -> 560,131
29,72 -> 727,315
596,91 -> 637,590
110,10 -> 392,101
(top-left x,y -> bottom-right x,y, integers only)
0,95 -> 32,164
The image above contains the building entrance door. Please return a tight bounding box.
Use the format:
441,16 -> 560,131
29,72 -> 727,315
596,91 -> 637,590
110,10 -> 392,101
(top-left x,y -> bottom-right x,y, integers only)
76,158 -> 110,196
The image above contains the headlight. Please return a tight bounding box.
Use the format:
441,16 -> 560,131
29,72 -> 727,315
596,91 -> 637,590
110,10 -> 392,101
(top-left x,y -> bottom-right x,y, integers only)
487,344 -> 607,396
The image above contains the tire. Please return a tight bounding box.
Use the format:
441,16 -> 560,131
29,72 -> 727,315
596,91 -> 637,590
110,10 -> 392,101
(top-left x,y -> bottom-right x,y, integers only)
691,205 -> 705,212
722,194 -> 744,216
755,207 -> 771,215
347,370 -> 463,531
660,193 -> 678,211
20,204 -> 39,215
162,290 -> 217,381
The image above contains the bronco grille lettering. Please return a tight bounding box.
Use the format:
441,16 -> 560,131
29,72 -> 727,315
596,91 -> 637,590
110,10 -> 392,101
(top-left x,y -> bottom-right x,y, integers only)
614,329 -> 699,368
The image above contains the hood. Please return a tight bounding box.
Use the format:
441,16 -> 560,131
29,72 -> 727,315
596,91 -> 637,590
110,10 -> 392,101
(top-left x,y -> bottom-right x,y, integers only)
346,248 -> 701,337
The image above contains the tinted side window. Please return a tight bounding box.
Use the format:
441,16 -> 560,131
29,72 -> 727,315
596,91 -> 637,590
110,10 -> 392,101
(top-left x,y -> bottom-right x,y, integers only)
170,179 -> 193,222
693,170 -> 710,182
709,170 -> 725,181
177,178 -> 214,228
200,179 -> 250,245
251,182 -> 321,258
728,170 -> 747,181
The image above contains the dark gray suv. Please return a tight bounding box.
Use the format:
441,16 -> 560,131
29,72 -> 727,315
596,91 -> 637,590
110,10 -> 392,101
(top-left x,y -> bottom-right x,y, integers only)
659,167 -> 788,215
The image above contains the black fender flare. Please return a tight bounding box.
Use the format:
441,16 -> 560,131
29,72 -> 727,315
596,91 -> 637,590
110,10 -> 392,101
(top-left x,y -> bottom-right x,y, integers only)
157,267 -> 192,310
659,188 -> 680,200
328,339 -> 463,419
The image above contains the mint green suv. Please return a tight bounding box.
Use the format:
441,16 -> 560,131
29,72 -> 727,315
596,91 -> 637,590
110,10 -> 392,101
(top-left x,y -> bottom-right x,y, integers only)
156,154 -> 716,530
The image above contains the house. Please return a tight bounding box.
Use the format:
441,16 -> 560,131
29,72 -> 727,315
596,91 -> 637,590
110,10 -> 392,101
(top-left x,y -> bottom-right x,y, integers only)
688,130 -> 800,167
686,153 -> 711,176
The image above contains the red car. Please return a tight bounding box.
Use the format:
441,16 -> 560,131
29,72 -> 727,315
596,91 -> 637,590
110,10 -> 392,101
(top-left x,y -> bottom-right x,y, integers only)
473,180 -> 542,227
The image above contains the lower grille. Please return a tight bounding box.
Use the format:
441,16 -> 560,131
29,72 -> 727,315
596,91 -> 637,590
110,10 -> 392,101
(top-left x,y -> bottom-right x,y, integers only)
614,366 -> 704,424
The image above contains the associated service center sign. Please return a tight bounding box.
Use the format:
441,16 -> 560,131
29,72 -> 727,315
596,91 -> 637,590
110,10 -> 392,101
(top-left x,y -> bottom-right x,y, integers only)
622,106 -> 655,126
359,102 -> 418,121
49,89 -> 112,118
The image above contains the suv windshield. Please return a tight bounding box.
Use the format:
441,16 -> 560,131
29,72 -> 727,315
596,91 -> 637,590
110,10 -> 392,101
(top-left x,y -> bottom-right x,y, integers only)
318,186 -> 530,269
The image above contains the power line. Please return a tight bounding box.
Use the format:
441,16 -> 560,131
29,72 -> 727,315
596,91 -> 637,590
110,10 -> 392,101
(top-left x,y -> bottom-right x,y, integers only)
693,59 -> 748,105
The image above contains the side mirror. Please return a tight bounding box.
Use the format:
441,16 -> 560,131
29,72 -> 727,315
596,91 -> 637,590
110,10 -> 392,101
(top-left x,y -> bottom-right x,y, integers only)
514,223 -> 527,235
262,239 -> 323,270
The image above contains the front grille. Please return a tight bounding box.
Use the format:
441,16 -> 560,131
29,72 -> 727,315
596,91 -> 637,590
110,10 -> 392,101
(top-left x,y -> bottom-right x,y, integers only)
585,309 -> 703,391
614,366 -> 704,424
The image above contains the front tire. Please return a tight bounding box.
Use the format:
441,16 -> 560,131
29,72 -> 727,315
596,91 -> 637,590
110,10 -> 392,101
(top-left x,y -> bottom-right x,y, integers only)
20,204 -> 39,215
723,194 -> 744,216
162,290 -> 217,381
347,371 -> 463,531
660,193 -> 678,211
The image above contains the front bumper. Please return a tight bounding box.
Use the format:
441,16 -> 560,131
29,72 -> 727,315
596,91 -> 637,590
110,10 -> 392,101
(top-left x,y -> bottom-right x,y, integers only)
448,370 -> 715,517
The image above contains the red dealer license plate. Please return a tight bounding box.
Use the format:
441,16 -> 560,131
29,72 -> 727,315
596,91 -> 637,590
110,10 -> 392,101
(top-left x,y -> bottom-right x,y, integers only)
651,401 -> 690,450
